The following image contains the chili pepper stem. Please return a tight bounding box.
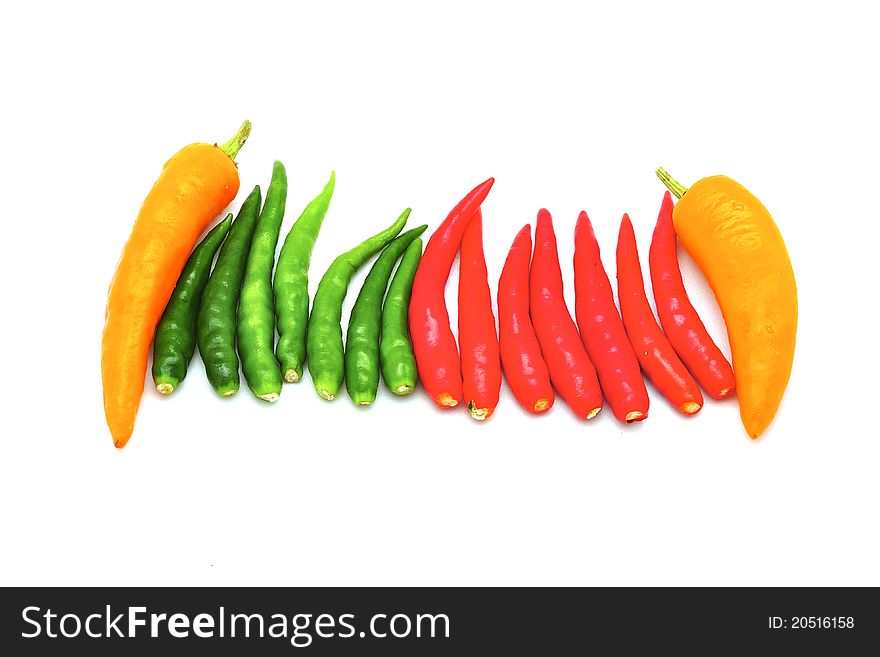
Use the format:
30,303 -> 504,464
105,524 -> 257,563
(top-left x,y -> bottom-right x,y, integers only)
156,383 -> 174,395
586,407 -> 602,420
284,369 -> 300,383
395,385 -> 413,395
220,120 -> 252,160
655,167 -> 688,199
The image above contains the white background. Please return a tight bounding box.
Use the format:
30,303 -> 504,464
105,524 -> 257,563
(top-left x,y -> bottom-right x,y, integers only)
1,0 -> 878,586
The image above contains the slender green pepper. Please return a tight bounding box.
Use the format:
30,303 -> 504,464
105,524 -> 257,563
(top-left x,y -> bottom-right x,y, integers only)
151,215 -> 232,394
380,238 -> 423,395
344,225 -> 428,405
196,185 -> 262,396
307,208 -> 410,400
238,161 -> 287,402
274,171 -> 335,383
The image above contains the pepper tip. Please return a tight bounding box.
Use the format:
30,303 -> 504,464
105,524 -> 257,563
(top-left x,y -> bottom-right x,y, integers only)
681,401 -> 702,415
436,393 -> 458,408
533,398 -> 551,413
467,401 -> 493,421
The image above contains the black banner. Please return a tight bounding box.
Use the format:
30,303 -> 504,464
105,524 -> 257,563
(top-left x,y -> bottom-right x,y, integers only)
1,587 -> 875,653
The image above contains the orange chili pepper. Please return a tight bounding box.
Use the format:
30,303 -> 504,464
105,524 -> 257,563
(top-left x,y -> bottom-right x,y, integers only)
102,121 -> 250,448
656,168 -> 797,438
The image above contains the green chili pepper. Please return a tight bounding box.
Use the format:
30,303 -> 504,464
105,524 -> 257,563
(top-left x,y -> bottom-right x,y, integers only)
153,214 -> 232,395
238,161 -> 287,402
307,208 -> 411,400
344,225 -> 428,405
152,215 -> 233,394
380,237 -> 423,395
196,185 -> 262,397
274,171 -> 335,383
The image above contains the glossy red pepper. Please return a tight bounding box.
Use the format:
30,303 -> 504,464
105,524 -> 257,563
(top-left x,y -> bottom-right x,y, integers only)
574,211 -> 649,423
648,192 -> 735,400
409,178 -> 494,408
530,209 -> 602,419
617,213 -> 703,415
458,211 -> 501,420
498,224 -> 554,414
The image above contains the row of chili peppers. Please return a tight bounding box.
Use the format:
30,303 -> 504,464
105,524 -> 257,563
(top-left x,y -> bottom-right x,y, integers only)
101,122 -> 795,447
412,180 -> 735,424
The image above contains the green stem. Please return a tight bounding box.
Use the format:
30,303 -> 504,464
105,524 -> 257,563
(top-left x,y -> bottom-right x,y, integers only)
220,120 -> 252,160
655,167 -> 689,199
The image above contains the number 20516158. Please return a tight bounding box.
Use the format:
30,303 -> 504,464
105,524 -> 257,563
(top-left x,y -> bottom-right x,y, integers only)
768,616 -> 854,630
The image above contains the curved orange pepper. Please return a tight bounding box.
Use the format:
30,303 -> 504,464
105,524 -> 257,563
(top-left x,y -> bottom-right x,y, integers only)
102,122 -> 249,448
657,169 -> 797,439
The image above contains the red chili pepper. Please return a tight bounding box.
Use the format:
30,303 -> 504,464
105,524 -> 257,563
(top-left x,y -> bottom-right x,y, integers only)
574,211 -> 649,423
410,178 -> 495,408
458,211 -> 501,420
498,224 -> 554,414
617,213 -> 703,415
530,209 -> 602,419
648,192 -> 735,400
